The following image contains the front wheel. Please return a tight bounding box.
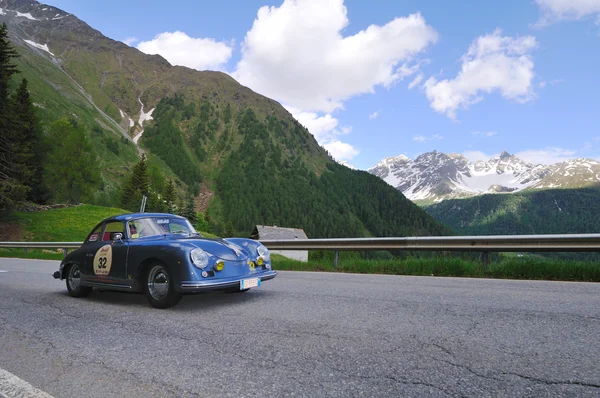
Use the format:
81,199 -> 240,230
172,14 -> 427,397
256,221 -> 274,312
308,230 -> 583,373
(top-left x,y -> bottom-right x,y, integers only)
145,264 -> 182,309
66,263 -> 92,298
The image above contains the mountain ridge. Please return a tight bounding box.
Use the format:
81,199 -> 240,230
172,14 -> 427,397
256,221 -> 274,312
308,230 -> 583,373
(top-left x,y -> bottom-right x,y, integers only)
368,150 -> 600,203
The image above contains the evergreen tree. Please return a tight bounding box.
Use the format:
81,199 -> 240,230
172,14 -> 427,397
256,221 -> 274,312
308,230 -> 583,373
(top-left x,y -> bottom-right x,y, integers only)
0,24 -> 27,212
224,220 -> 235,238
44,119 -> 101,204
195,211 -> 208,232
120,154 -> 150,211
11,78 -> 48,202
164,179 -> 176,213
182,195 -> 197,223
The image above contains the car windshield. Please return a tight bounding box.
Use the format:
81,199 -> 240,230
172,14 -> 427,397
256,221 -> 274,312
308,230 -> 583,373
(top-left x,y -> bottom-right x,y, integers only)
128,217 -> 199,239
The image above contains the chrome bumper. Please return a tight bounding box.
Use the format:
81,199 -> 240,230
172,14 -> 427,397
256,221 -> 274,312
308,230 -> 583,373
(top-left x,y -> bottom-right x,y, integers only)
180,270 -> 277,292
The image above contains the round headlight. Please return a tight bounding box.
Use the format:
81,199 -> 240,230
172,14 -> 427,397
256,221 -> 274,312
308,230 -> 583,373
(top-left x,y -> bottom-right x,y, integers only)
191,248 -> 209,269
257,244 -> 270,261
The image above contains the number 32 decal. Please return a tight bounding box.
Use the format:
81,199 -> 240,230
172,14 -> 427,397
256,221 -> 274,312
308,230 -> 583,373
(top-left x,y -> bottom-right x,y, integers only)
93,245 -> 113,276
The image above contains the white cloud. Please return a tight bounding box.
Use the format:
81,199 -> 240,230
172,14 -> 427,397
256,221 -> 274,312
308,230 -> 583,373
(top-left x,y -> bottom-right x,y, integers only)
137,31 -> 233,71
412,134 -> 443,143
515,147 -> 576,164
123,37 -> 138,46
593,136 -> 600,142
424,29 -> 537,120
408,73 -> 424,89
369,111 -> 379,120
472,131 -> 498,137
463,150 -> 498,162
323,140 -> 360,162
285,106 -> 359,162
539,78 -> 564,88
233,0 -> 438,113
534,0 -> 600,25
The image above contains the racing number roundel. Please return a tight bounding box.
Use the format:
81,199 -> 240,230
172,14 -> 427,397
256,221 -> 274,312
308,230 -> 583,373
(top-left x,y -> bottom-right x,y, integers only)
93,244 -> 113,276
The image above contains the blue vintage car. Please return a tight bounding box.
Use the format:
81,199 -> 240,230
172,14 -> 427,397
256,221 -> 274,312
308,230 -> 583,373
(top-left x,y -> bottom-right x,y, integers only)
52,213 -> 277,308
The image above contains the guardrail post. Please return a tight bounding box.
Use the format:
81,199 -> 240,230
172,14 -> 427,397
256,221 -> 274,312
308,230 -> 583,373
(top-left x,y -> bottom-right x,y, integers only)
63,249 -> 68,257
481,251 -> 489,271
334,251 -> 339,269
23,248 -> 27,255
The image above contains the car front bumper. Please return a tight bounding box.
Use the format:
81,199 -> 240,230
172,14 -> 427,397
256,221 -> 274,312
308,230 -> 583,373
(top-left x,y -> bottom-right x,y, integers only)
179,270 -> 277,293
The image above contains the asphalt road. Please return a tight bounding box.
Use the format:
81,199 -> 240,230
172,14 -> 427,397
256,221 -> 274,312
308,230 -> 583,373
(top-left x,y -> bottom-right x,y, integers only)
0,258 -> 599,397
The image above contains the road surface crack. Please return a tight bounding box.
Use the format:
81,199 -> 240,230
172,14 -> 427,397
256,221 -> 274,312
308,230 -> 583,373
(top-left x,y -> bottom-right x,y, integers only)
501,371 -> 600,389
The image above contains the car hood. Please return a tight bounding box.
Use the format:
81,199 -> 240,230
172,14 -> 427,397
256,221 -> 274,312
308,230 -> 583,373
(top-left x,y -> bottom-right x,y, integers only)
187,238 -> 250,261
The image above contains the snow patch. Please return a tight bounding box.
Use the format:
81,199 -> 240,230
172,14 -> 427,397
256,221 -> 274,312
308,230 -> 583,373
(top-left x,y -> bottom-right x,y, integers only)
52,16 -> 65,20
0,8 -> 5,15
138,98 -> 155,125
24,40 -> 54,56
129,119 -> 134,128
17,11 -> 38,20
133,130 -> 144,144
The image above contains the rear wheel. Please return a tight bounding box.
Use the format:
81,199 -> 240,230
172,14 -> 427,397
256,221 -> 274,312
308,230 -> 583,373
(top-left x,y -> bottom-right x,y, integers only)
145,264 -> 182,309
66,263 -> 92,298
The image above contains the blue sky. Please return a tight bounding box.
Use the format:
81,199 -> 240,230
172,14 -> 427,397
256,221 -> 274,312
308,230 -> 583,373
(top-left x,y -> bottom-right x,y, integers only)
43,0 -> 600,169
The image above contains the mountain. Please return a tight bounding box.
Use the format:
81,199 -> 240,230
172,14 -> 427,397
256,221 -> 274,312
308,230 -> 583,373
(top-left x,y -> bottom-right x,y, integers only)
424,187 -> 600,236
368,150 -> 600,203
0,0 -> 451,238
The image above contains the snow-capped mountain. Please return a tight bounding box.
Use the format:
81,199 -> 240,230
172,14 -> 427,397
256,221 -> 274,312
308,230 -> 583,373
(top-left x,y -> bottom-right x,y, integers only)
368,151 -> 600,202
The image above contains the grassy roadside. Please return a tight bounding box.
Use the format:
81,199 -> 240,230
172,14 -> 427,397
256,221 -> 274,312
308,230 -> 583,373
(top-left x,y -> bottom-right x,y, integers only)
271,254 -> 600,282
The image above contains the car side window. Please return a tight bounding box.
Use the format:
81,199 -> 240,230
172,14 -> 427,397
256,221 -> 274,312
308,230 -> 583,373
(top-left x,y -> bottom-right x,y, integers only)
102,221 -> 124,241
87,225 -> 103,243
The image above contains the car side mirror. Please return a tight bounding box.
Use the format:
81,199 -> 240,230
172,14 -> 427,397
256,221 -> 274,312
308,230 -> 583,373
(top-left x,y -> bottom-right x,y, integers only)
112,233 -> 123,242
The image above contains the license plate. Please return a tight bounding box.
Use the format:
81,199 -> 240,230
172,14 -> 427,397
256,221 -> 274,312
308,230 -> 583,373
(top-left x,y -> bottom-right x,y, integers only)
240,278 -> 260,289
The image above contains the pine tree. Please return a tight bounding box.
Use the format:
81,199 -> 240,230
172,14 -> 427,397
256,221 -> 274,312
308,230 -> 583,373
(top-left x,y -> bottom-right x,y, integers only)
120,154 -> 150,211
224,220 -> 235,238
164,179 -> 176,213
182,195 -> 197,223
0,23 -> 27,213
11,78 -> 47,202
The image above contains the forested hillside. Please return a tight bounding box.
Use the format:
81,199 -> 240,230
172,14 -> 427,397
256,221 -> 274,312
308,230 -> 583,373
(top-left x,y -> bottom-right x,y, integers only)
425,187 -> 600,235
0,1 -> 452,239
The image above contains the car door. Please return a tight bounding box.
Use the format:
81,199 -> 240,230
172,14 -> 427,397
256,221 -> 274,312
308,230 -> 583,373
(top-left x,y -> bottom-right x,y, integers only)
84,221 -> 129,283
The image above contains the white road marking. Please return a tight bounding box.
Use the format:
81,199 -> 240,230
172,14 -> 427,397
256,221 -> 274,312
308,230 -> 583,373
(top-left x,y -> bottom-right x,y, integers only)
0,367 -> 54,398
0,270 -> 7,273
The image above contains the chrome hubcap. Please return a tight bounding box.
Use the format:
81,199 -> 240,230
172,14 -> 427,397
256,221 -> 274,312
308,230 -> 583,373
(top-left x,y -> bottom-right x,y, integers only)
148,265 -> 169,300
68,265 -> 81,291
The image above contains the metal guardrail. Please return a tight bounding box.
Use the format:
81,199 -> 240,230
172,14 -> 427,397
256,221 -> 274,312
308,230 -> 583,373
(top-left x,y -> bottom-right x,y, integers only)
259,234 -> 600,252
1,234 -> 600,268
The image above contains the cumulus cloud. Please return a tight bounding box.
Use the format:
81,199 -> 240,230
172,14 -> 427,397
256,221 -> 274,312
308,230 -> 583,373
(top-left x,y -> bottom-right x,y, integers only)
412,134 -> 443,143
369,111 -> 379,120
123,37 -> 138,46
534,0 -> 600,25
233,0 -> 438,113
323,140 -> 360,162
472,131 -> 498,137
286,106 -> 359,162
137,31 -> 233,71
515,147 -> 576,164
424,29 -> 537,120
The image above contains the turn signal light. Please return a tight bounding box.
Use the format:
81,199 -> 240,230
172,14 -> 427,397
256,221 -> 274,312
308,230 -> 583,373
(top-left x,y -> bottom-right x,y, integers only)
215,261 -> 225,272
257,257 -> 264,266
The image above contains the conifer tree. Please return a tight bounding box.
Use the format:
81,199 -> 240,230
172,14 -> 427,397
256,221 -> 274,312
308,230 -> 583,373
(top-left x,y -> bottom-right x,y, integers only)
164,179 -> 176,213
182,195 -> 197,223
0,23 -> 27,212
11,78 -> 47,202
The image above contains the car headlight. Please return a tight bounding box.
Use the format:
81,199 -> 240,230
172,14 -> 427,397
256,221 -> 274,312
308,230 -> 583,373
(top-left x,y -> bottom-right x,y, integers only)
190,248 -> 209,269
257,244 -> 270,262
